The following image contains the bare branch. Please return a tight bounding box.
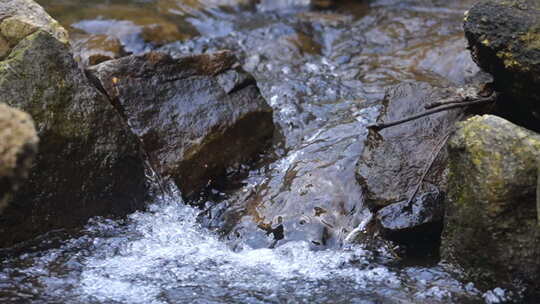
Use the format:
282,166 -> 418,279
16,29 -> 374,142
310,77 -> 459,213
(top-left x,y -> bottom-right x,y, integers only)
368,95 -> 497,131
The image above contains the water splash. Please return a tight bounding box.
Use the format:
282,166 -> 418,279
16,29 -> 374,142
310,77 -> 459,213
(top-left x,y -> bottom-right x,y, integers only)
0,191 -> 480,304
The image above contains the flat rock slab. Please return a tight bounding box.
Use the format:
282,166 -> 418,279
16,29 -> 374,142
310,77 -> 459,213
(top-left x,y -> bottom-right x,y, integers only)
464,0 -> 540,116
88,51 -> 274,198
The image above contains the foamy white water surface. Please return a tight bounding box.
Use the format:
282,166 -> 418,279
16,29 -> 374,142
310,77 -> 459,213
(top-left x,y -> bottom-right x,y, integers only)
0,191 -> 482,304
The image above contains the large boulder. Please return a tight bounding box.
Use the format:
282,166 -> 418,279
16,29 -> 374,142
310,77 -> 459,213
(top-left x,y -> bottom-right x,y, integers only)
0,103 -> 38,214
0,0 -> 149,247
87,51 -> 274,199
464,0 -> 540,118
442,115 -> 540,293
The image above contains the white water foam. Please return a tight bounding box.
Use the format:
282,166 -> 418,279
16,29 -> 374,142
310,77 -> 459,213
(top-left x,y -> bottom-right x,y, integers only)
1,192 -> 480,304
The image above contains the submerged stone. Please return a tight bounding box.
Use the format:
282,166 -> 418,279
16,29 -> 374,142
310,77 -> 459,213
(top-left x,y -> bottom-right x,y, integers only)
0,103 -> 38,214
87,51 -> 274,199
442,115 -> 540,293
0,0 -> 149,247
464,0 -> 540,120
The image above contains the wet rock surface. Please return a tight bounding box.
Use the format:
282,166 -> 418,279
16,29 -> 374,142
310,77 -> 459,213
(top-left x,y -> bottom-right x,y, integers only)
87,51 -> 274,199
375,186 -> 444,256
464,0 -> 540,121
0,1 -> 148,247
0,103 -> 38,214
442,115 -> 540,294
0,0 -> 515,303
356,82 -> 465,210
154,0 -> 482,251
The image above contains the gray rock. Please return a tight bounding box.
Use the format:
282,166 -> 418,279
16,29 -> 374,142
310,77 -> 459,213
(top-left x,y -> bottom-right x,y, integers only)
87,51 -> 274,198
442,114 -> 540,291
375,186 -> 444,255
376,187 -> 443,232
0,0 -> 68,46
0,103 -> 38,214
355,82 -> 466,210
0,0 -> 148,247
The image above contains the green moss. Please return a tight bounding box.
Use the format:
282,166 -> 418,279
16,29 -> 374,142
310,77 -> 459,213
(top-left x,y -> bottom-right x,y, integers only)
497,50 -> 526,70
0,31 -> 91,139
443,115 -> 540,288
520,30 -> 540,50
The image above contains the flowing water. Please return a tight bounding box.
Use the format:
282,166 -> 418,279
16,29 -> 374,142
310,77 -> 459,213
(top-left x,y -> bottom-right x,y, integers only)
0,0 -> 519,303
0,189 -> 482,304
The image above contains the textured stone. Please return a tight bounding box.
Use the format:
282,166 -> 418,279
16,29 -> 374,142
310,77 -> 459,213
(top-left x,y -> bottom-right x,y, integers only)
87,51 -> 274,198
442,114 -> 540,291
0,0 -> 68,44
0,103 -> 38,214
356,82 -> 467,209
464,0 -> 540,119
0,0 -> 148,247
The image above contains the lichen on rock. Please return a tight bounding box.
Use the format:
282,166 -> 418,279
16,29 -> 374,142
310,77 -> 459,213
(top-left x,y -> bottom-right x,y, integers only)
0,0 -> 149,247
442,114 -> 540,292
464,0 -> 540,120
0,103 -> 38,214
0,0 -> 68,45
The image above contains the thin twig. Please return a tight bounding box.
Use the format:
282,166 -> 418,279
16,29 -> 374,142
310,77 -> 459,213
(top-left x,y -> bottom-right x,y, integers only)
368,95 -> 496,131
424,98 -> 472,109
404,130 -> 454,211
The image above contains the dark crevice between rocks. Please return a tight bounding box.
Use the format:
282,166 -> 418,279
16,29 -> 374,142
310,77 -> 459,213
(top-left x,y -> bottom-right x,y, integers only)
270,224 -> 285,248
380,221 -> 443,260
492,94 -> 540,133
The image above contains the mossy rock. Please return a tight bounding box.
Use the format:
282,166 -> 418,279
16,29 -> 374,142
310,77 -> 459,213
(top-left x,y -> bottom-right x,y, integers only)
464,0 -> 540,117
0,103 -> 38,214
0,0 -> 149,247
0,0 -> 68,45
442,114 -> 540,293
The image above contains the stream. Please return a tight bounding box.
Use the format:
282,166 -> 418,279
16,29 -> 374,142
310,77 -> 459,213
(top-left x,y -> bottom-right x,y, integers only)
0,0 -> 513,303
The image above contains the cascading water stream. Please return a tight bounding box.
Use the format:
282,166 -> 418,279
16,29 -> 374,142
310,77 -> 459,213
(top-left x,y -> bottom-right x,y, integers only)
0,0 -> 518,303
0,182 -> 481,303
